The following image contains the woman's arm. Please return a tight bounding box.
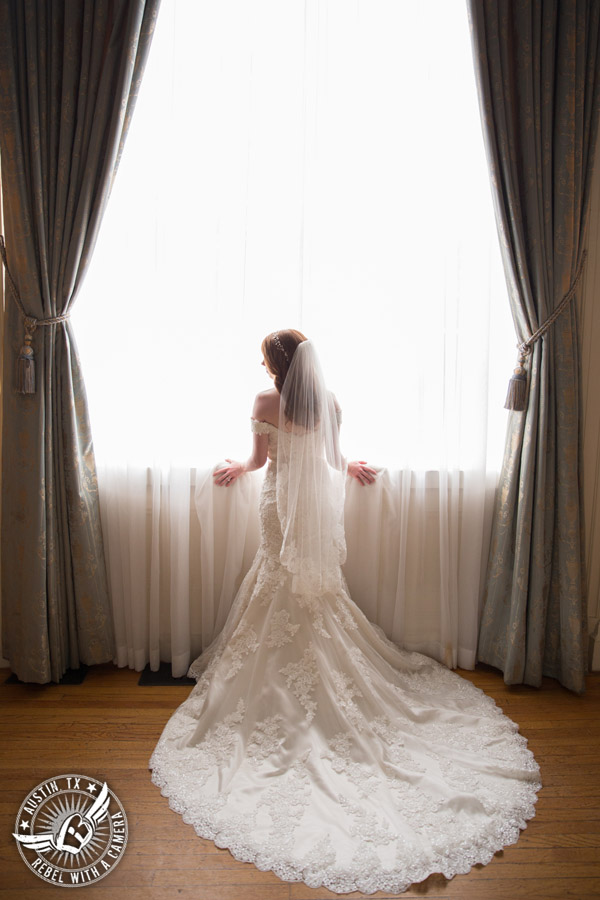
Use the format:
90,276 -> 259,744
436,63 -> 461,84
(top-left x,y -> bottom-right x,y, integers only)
213,433 -> 268,486
334,396 -> 377,486
213,393 -> 272,487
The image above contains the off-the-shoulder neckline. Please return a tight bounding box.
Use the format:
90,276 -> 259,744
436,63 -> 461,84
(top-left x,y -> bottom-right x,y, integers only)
250,418 -> 279,430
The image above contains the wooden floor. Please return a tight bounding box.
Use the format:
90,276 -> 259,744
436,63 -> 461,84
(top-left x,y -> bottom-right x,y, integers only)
1,662 -> 599,900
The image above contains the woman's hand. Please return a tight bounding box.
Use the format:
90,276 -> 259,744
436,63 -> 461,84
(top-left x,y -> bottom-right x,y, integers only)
347,460 -> 377,485
214,459 -> 245,487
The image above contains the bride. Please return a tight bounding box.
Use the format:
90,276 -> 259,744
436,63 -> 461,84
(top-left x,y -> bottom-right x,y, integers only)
149,329 -> 541,895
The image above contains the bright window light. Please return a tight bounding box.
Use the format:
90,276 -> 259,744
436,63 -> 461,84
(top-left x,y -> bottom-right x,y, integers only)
73,0 -> 515,470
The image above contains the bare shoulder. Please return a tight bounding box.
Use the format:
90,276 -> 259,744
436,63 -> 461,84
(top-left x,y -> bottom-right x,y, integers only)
252,389 -> 279,425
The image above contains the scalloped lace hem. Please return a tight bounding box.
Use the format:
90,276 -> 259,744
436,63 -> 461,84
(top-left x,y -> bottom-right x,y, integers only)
148,761 -> 540,895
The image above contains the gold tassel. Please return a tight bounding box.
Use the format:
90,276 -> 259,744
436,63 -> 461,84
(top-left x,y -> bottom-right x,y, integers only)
17,318 -> 37,394
504,350 -> 528,411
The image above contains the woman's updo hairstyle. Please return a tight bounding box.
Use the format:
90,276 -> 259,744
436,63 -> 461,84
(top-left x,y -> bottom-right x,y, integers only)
261,329 -> 307,395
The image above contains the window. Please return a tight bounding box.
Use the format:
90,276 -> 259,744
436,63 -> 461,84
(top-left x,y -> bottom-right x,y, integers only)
74,0 -> 514,471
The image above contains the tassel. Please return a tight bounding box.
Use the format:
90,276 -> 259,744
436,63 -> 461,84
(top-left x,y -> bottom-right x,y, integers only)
504,362 -> 527,411
17,324 -> 36,394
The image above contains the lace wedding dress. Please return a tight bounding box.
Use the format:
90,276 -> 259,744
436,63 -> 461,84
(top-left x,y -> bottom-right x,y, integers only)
149,417 -> 541,895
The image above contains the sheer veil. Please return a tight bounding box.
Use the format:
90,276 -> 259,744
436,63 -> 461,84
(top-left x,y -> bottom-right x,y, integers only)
276,340 -> 347,595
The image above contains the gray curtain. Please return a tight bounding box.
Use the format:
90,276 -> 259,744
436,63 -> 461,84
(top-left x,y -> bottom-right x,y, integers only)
468,0 -> 600,693
0,0 -> 160,682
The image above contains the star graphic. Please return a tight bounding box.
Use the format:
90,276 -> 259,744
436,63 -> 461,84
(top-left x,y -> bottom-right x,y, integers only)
19,820 -> 30,830
86,783 -> 97,794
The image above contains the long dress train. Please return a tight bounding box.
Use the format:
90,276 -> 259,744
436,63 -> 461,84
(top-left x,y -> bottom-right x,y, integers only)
149,419 -> 541,895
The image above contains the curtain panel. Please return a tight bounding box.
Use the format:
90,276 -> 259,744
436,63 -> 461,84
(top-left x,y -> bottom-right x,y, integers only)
0,0 -> 160,683
99,462 -> 498,679
468,0 -> 600,693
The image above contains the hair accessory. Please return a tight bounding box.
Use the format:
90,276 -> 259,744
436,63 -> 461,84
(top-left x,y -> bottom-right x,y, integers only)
271,332 -> 289,362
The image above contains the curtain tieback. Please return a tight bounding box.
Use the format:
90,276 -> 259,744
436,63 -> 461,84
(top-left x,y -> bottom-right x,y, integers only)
504,250 -> 588,411
0,235 -> 71,394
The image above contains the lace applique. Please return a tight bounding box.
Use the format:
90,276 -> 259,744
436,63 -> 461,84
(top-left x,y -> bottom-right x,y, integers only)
150,699 -> 245,790
412,717 -> 505,751
332,670 -> 364,730
408,711 -> 539,777
312,613 -> 331,639
339,795 -> 398,844
347,648 -> 375,688
385,773 -> 446,829
300,834 -> 338,888
435,756 -> 484,793
224,626 -> 259,680
212,807 -> 259,852
250,418 -> 276,435
332,520 -> 346,552
254,750 -> 312,866
276,451 -> 346,597
150,760 -> 229,840
348,842 -> 392,893
281,540 -> 344,597
370,716 -> 427,773
258,474 -> 284,566
280,541 -> 324,594
324,730 -> 352,762
266,609 -> 300,648
321,732 -> 378,798
392,663 -> 502,711
279,644 -> 319,722
258,558 -> 288,605
294,592 -> 331,639
194,698 -> 246,767
333,593 -> 359,631
279,538 -> 299,570
247,715 -> 285,767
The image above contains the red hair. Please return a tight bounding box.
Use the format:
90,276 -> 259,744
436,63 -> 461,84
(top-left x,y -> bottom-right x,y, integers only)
261,329 -> 308,395
261,329 -> 323,427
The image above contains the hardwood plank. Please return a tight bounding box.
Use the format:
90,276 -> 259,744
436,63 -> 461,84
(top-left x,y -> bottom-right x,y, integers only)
152,867 -> 291,886
289,878 -> 600,900
1,664 -> 599,900
515,831 -> 600,848
0,890 -> 291,900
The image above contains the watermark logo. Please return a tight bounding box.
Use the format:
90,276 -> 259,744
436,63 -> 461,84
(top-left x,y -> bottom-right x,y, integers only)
12,774 -> 128,887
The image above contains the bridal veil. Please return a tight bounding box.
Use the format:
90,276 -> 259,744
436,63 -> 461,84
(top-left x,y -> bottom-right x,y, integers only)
276,340 -> 347,596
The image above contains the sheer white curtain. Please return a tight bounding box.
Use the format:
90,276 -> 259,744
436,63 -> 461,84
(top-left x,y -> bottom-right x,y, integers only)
73,0 -> 514,675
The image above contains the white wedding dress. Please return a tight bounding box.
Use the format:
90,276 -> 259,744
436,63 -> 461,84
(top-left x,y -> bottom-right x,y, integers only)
149,418 -> 541,895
